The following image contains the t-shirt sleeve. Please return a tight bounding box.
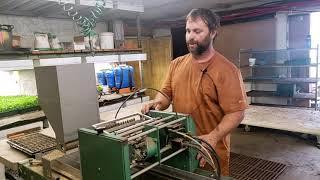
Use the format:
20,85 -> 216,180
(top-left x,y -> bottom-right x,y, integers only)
160,61 -> 175,100
217,66 -> 248,114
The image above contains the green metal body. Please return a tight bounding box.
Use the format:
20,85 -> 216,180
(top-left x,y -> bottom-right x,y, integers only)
78,129 -> 131,180
78,111 -> 199,180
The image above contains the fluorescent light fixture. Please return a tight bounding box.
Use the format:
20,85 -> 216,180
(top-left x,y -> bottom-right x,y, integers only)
115,0 -> 144,12
86,55 -> 119,63
80,0 -> 113,8
0,60 -> 33,71
48,0 -> 75,4
33,57 -> 82,67
120,53 -> 147,62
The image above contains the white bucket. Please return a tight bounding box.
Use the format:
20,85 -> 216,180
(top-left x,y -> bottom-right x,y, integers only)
100,32 -> 114,49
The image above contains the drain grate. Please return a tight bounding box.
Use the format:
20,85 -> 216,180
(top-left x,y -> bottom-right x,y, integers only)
230,152 -> 287,180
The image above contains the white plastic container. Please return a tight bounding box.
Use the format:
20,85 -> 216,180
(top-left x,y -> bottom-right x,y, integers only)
34,32 -> 50,50
249,58 -> 256,66
100,32 -> 114,49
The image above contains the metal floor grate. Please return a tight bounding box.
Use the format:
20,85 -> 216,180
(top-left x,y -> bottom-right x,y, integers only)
230,152 -> 287,180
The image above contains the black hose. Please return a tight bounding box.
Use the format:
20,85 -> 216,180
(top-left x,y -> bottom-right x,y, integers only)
114,87 -> 177,119
183,143 -> 218,179
169,129 -> 221,180
114,88 -> 143,119
192,136 -> 221,179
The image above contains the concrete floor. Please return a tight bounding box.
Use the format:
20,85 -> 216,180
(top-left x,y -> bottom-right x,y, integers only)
231,128 -> 320,180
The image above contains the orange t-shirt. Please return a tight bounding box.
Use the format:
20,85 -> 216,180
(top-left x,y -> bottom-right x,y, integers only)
160,51 -> 248,175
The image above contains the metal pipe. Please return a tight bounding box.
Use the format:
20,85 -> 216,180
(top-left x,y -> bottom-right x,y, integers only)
118,115 -> 175,137
139,61 -> 144,88
115,117 -> 161,134
136,13 -> 142,48
126,117 -> 185,141
160,148 -> 187,162
93,113 -> 144,129
152,115 -> 175,124
130,163 -> 137,169
131,161 -> 159,179
130,148 -> 187,179
160,145 -> 172,154
119,123 -> 151,137
158,117 -> 186,129
128,128 -> 158,141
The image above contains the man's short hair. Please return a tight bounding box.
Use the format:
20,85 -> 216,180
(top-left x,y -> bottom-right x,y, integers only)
186,8 -> 220,31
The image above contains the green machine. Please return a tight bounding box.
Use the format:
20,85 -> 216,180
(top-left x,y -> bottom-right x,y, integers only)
15,110 -> 232,180
79,111 -> 229,180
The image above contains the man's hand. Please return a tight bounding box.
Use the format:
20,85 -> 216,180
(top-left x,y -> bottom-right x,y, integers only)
197,133 -> 218,167
141,100 -> 162,114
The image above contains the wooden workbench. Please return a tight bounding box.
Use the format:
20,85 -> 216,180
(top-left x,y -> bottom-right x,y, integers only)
241,105 -> 320,136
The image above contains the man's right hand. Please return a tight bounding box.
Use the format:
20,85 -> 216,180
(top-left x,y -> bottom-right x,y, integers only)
141,101 -> 162,114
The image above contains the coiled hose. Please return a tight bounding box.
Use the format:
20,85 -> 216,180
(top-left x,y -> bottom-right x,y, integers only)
59,0 -> 105,37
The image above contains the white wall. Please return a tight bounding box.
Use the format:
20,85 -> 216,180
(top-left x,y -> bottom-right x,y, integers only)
0,70 -> 37,96
18,70 -> 37,96
0,71 -> 20,96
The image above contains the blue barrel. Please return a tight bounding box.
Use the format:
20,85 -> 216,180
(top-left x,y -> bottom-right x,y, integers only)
114,65 -> 135,89
114,66 -> 122,89
97,71 -> 107,85
121,66 -> 130,89
128,66 -> 135,87
105,69 -> 115,88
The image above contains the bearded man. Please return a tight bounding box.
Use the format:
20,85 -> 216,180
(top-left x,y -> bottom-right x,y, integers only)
142,8 -> 248,176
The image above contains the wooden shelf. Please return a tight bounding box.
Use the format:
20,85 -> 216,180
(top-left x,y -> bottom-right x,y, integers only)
0,48 -> 143,60
244,77 -> 318,84
0,48 -> 146,70
247,90 -> 316,100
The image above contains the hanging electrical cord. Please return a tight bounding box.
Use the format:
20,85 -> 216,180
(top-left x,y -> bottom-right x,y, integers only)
114,87 -> 177,119
58,0 -> 105,37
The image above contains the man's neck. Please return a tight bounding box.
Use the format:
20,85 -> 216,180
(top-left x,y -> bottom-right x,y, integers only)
192,48 -> 215,63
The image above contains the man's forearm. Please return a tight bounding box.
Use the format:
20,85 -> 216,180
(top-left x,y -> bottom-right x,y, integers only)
209,110 -> 245,144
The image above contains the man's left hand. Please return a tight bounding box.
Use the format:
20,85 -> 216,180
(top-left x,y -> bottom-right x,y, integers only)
197,133 -> 218,167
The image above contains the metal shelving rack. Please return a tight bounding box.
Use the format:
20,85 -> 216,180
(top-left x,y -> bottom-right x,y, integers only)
239,45 -> 319,110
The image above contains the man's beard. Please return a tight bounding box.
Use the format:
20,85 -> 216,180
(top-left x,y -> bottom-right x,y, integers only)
187,34 -> 212,56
